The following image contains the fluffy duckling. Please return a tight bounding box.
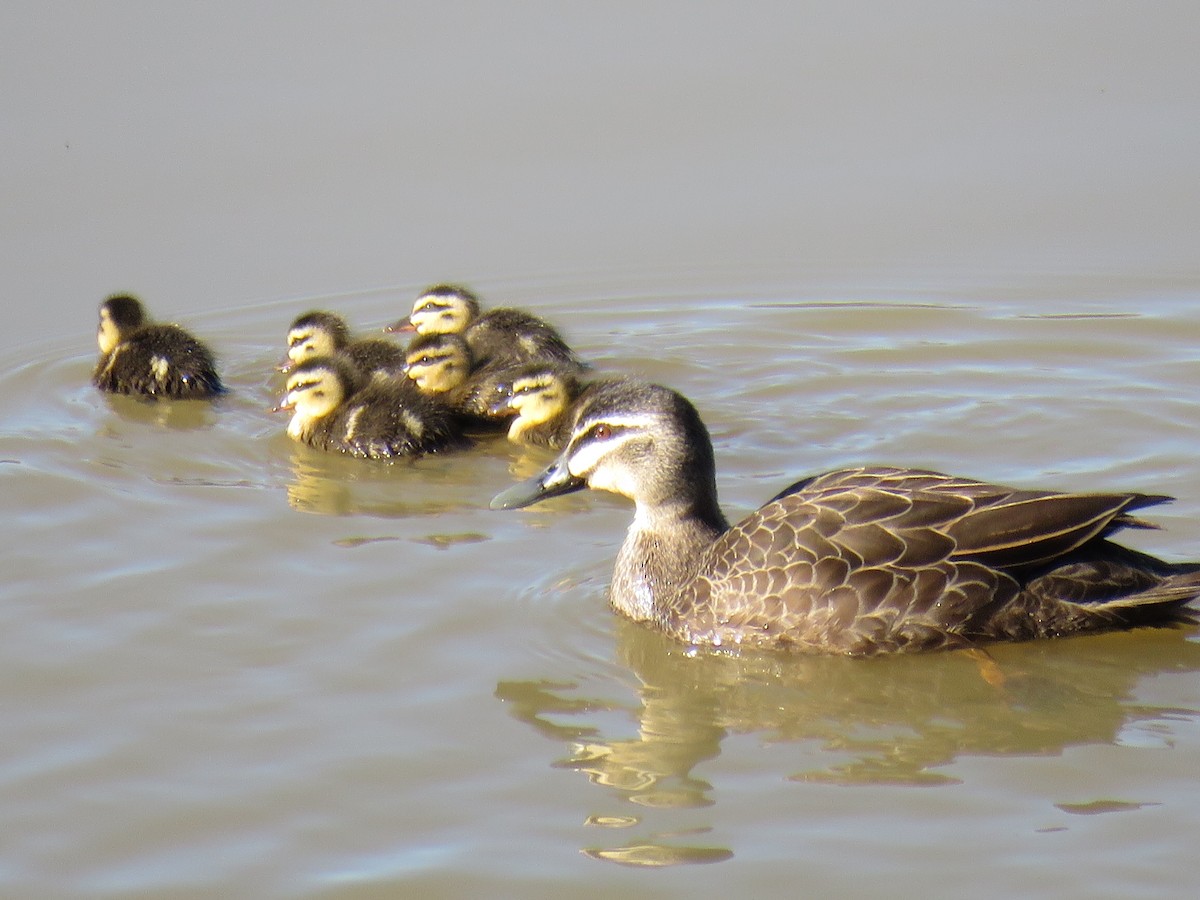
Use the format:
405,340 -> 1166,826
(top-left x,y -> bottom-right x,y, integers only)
484,362 -> 597,449
493,380 -> 1200,655
401,333 -> 513,429
282,310 -> 406,377
274,355 -> 468,458
92,294 -> 224,399
386,283 -> 583,370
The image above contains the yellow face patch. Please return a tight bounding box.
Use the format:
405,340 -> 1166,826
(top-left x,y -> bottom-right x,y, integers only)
286,326 -> 335,364
96,309 -> 121,354
409,295 -> 471,335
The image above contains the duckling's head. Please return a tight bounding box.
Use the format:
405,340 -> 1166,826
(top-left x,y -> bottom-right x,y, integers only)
274,356 -> 361,439
403,333 -> 473,394
506,365 -> 579,421
282,311 -> 351,372
387,284 -> 480,336
492,380 -> 718,513
96,294 -> 147,354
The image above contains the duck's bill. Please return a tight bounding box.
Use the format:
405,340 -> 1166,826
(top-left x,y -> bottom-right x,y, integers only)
383,318 -> 416,334
490,458 -> 585,510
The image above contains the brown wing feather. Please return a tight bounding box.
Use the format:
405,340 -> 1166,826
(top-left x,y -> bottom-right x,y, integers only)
665,467 -> 1182,654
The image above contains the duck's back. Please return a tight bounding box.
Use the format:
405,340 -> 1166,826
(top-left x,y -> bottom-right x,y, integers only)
659,466 -> 1197,655
93,324 -> 223,399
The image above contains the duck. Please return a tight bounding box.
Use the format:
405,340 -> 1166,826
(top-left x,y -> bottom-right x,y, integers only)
386,283 -> 584,371
273,355 -> 469,458
492,379 -> 1200,655
92,294 -> 224,399
281,310 -> 407,377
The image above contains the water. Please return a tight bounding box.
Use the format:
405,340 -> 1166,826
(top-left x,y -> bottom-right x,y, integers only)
4,5 -> 1200,898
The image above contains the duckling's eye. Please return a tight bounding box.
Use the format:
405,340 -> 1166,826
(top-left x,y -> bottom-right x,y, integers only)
591,424 -> 613,441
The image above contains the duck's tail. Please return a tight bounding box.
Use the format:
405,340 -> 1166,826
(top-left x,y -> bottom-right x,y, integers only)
1085,571 -> 1200,629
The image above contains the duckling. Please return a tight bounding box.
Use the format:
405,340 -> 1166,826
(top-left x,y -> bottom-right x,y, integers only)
92,294 -> 224,399
484,362 -> 600,449
282,310 -> 406,377
401,333 -> 515,429
386,283 -> 583,370
273,355 -> 468,458
492,380 -> 1200,655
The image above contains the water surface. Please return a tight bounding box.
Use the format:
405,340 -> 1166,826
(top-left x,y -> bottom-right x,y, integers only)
3,4 -> 1200,898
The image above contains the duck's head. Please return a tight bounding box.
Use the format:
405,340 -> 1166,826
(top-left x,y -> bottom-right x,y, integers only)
386,284 -> 480,336
403,333 -> 473,394
281,311 -> 351,372
96,294 -> 147,354
491,380 -> 718,512
272,356 -> 360,435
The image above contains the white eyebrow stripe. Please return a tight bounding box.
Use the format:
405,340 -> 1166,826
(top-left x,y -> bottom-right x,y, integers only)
580,412 -> 660,431
567,422 -> 651,477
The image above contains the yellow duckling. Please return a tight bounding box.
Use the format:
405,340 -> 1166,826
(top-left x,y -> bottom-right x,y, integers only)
402,333 -> 514,429
483,362 -> 603,449
92,294 -> 224,399
273,355 -> 468,458
282,310 -> 406,377
386,283 -> 583,370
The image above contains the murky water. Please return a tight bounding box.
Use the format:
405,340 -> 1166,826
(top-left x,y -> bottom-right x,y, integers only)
4,5 -> 1200,899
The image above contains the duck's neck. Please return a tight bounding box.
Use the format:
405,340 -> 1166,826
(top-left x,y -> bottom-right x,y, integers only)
610,497 -> 729,624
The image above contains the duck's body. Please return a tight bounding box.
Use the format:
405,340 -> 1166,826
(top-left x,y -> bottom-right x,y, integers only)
275,356 -> 468,459
492,380 -> 1200,655
92,294 -> 223,399
388,283 -> 583,370
282,310 -> 406,377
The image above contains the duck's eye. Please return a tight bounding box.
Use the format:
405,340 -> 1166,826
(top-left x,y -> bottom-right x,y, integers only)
592,424 -> 613,441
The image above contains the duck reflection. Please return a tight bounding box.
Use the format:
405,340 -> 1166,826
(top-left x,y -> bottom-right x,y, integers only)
497,619 -> 1200,866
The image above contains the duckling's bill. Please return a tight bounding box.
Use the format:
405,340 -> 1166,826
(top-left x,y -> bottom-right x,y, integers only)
490,456 -> 585,509
383,318 -> 416,334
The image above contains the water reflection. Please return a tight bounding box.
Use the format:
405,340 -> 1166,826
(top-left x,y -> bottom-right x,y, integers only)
99,393 -> 221,430
498,618 -> 1200,866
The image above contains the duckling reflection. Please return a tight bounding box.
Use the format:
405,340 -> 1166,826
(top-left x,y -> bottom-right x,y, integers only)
387,282 -> 584,371
92,294 -> 224,399
281,310 -> 406,377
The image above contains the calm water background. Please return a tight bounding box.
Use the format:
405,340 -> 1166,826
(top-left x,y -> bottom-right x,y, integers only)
3,4 -> 1200,898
